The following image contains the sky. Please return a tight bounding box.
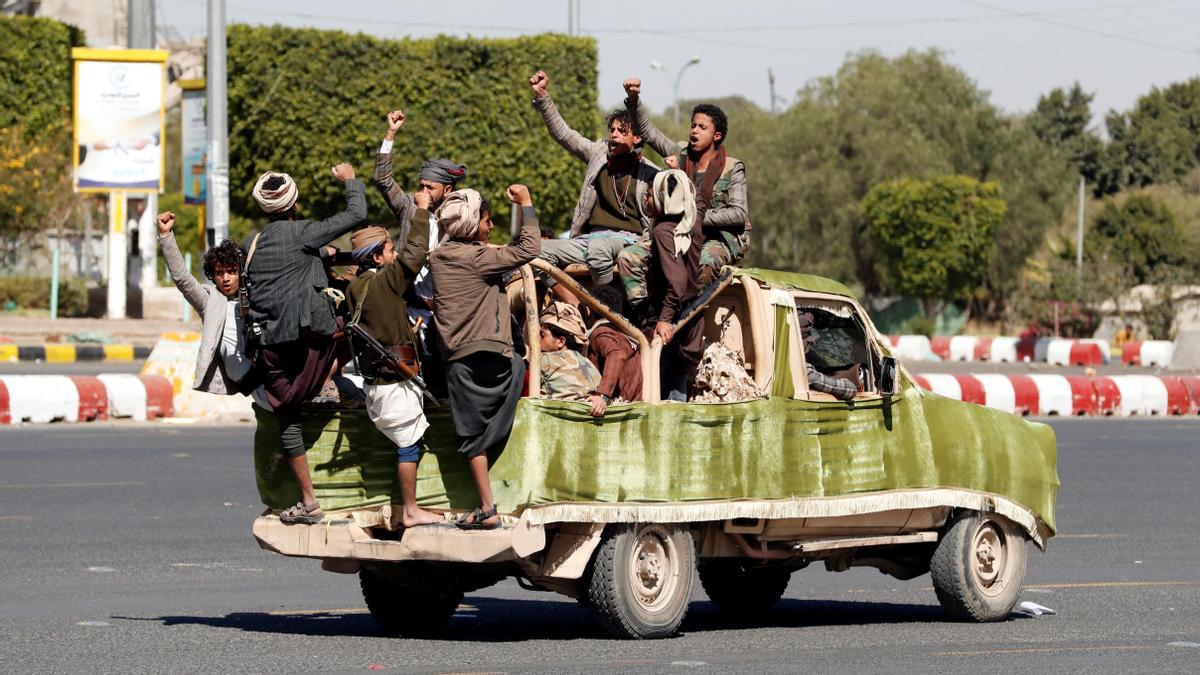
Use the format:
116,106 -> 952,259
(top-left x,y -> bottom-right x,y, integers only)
156,0 -> 1200,129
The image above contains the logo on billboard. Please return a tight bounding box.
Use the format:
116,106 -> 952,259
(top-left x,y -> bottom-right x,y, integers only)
109,66 -> 131,90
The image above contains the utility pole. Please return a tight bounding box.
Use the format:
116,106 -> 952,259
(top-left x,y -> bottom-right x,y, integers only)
650,56 -> 701,125
128,0 -> 158,298
769,68 -> 777,114
207,0 -> 230,248
1075,174 -> 1085,283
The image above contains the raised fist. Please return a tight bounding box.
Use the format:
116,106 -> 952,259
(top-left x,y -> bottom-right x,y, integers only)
156,211 -> 175,235
529,71 -> 549,99
331,163 -> 355,181
386,109 -> 405,132
623,77 -> 641,98
664,155 -> 679,170
413,190 -> 432,210
506,184 -> 532,207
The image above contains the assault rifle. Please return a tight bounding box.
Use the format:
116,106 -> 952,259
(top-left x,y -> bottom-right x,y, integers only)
345,321 -> 437,405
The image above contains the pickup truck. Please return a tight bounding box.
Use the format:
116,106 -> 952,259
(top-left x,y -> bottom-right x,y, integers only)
251,262 -> 1059,639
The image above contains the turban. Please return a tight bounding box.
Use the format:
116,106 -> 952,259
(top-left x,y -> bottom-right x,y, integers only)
252,171 -> 298,214
419,158 -> 468,187
350,226 -> 389,262
540,301 -> 589,350
437,189 -> 483,242
651,169 -> 697,256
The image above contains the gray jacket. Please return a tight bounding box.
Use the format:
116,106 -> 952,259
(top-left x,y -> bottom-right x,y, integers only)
158,232 -> 241,395
243,178 -> 367,346
375,150 -> 419,244
625,96 -> 749,231
533,94 -> 660,237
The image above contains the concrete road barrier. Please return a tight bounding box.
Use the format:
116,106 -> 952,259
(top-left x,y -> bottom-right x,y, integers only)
1120,340 -> 1174,367
886,335 -> 935,361
0,374 -> 173,424
912,372 -> 1192,418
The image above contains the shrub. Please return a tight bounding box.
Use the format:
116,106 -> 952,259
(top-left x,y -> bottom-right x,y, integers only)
225,26 -> 598,233
0,275 -> 89,316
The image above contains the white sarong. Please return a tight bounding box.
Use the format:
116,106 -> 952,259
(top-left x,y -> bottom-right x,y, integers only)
363,379 -> 428,448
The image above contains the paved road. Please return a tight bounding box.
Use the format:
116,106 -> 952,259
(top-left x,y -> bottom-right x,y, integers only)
1,420 -> 1198,673
0,360 -> 144,375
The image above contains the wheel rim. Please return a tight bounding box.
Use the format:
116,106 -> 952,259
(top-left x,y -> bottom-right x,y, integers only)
627,524 -> 681,614
970,519 -> 1010,598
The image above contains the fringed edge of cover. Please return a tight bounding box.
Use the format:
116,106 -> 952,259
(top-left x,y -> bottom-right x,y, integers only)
515,488 -> 1049,549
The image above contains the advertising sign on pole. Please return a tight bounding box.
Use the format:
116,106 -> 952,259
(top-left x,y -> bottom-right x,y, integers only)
71,48 -> 168,193
179,79 -> 207,206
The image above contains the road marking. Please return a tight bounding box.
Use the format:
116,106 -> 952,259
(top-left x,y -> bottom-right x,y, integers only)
0,481 -> 144,489
87,566 -> 115,573
0,516 -> 33,521
1168,641 -> 1200,648
1025,581 -> 1197,590
77,621 -> 110,627
1055,533 -> 1123,539
934,645 -> 1149,657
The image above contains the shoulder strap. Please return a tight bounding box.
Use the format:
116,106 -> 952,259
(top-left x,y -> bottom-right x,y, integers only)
244,232 -> 263,268
350,273 -> 375,325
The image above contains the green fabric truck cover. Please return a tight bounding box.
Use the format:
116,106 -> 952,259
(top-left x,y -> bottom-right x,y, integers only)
253,267 -> 1057,545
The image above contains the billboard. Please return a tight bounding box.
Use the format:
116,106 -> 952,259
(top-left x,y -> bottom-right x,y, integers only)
179,79 -> 207,205
72,48 -> 168,193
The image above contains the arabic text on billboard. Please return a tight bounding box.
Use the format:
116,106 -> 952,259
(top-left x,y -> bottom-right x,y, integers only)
73,51 -> 166,192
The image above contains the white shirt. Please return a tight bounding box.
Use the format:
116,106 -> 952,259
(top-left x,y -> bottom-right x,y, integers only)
381,138 -> 440,305
219,299 -> 253,383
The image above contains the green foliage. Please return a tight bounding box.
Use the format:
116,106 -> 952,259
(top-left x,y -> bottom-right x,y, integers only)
0,275 -> 88,316
1029,82 -> 1103,182
1087,194 -> 1189,285
862,175 -> 1005,307
225,26 -> 598,233
1100,78 -> 1200,194
0,15 -> 83,136
155,191 -> 256,283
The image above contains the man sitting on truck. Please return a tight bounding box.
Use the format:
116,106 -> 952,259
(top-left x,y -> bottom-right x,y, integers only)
529,70 -> 660,291
244,163 -> 367,525
797,310 -> 860,401
584,284 -> 643,416
346,200 -> 441,528
618,78 -> 750,308
538,302 -> 601,403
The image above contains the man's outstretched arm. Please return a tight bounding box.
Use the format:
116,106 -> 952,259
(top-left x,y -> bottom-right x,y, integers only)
375,109 -> 414,220
529,70 -> 595,163
623,77 -> 677,159
301,163 -> 368,248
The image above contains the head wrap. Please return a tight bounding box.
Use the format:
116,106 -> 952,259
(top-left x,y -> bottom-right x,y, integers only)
651,169 -> 697,255
437,189 -> 483,241
419,158 -> 468,187
350,226 -> 389,262
540,301 -> 589,350
252,171 -> 298,214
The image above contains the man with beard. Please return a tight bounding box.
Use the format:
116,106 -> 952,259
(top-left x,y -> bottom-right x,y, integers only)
529,70 -> 660,292
617,78 -> 750,307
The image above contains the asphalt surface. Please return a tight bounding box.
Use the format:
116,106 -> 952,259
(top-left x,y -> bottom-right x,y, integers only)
1,419 -> 1198,673
0,361 -> 144,375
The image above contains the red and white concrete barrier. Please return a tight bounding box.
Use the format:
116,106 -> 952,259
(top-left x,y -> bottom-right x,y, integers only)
949,336 -> 978,362
0,374 -> 172,425
913,372 -> 1191,417
1120,340 -> 1174,368
887,335 -> 935,361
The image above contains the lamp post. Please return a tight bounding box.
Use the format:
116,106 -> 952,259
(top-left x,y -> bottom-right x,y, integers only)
650,56 -> 701,125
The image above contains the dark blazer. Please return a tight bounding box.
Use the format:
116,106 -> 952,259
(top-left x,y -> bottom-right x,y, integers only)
243,178 -> 367,347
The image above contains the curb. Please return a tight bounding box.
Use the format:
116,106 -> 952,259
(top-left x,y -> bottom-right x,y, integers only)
0,344 -> 152,363
913,372 -> 1200,417
0,374 -> 173,424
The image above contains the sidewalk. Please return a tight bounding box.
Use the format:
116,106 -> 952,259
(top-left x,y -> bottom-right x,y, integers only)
0,316 -> 197,347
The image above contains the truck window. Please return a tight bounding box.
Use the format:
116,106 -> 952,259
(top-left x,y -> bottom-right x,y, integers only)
795,297 -> 883,399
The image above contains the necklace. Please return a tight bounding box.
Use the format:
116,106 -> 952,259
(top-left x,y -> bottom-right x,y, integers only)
609,166 -> 634,217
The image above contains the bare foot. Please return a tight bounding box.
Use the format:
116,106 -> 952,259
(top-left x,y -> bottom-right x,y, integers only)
401,506 -> 443,528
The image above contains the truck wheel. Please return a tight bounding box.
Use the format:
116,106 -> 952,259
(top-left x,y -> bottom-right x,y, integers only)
359,568 -> 464,636
586,523 -> 695,639
698,560 -> 791,618
930,512 -> 1027,622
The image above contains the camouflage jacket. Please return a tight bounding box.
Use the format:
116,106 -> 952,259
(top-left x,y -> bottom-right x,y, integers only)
540,349 -> 602,402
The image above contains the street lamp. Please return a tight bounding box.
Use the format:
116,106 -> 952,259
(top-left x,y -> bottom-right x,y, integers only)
650,56 -> 702,125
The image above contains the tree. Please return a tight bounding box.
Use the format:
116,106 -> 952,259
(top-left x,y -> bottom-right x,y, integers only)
1029,82 -> 1103,183
861,175 -> 1005,319
1087,194 -> 1189,285
1100,78 -> 1200,194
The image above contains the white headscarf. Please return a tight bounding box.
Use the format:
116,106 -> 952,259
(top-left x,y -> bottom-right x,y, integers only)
437,188 -> 483,241
652,169 -> 697,255
252,171 -> 298,214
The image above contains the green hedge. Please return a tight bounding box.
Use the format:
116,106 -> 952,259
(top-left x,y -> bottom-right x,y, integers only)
226,26 -> 599,235
0,275 -> 88,316
0,15 -> 83,136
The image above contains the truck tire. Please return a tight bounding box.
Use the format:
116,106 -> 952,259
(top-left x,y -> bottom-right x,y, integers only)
585,523 -> 695,639
698,560 -> 791,618
359,567 -> 464,636
930,511 -> 1027,622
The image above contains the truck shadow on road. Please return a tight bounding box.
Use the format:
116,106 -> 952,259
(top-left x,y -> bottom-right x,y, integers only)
117,597 -> 978,641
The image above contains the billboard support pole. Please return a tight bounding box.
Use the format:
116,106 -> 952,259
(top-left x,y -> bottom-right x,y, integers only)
107,191 -> 127,319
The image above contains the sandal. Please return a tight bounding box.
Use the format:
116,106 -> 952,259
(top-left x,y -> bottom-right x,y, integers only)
279,500 -> 324,524
455,506 -> 500,530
